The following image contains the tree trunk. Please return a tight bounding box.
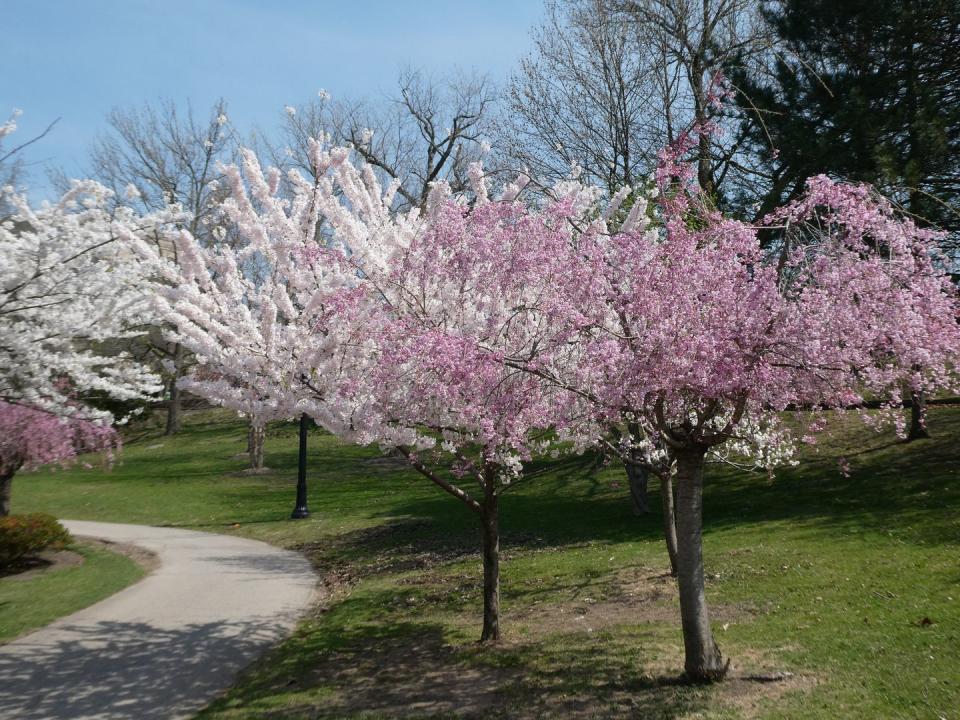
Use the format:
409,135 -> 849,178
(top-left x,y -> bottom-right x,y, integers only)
479,485 -> 501,643
673,447 -> 727,682
0,471 -> 12,517
164,343 -> 185,436
248,423 -> 265,470
660,472 -> 679,576
908,391 -> 930,441
625,458 -> 650,515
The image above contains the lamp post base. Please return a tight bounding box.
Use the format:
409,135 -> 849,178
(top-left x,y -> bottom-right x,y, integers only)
291,414 -> 311,521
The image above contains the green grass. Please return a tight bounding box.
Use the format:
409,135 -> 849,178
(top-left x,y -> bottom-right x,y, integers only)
0,541 -> 145,643
13,406 -> 960,719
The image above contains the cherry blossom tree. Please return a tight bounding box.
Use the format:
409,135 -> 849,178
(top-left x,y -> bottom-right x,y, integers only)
338,201 -> 593,641
143,146 -> 364,432
491,130 -> 960,680
1,180 -> 164,421
154,144 -> 590,642
157,124 -> 958,664
0,139 -> 164,513
84,99 -> 236,435
0,401 -> 118,516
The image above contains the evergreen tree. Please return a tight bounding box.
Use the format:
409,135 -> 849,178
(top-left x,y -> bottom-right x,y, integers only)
730,0 -> 960,439
731,0 -> 960,234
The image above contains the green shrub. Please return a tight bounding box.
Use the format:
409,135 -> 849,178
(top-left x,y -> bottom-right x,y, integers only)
0,514 -> 72,569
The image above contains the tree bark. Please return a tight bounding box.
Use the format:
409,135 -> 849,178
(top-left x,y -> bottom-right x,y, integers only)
625,458 -> 650,514
164,343 -> 185,436
248,423 -> 265,470
673,447 -> 727,682
479,484 -> 501,643
660,472 -> 679,576
908,391 -> 931,441
0,470 -> 13,517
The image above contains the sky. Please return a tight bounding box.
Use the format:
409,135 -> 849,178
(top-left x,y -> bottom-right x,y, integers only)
2,0 -> 545,199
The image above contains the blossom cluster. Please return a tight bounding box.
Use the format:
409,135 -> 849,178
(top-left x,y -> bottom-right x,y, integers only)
0,179 -> 167,422
0,400 -> 118,476
156,133 -> 960,486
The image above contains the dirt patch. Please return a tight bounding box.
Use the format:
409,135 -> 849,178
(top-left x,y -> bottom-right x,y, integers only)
283,531 -> 814,718
73,536 -> 160,573
299,519 -> 477,588
302,635 -> 514,719
711,669 -> 819,719
273,553 -> 815,719
275,626 -> 817,720
0,548 -> 85,581
513,565 -> 767,634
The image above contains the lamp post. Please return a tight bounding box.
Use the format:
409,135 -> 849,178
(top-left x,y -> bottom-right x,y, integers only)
291,413 -> 310,519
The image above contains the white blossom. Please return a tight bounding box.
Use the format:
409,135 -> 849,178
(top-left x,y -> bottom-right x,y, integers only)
0,173 -> 167,421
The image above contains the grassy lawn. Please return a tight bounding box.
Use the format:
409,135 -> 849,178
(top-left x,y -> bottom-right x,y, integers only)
12,406 -> 960,719
0,541 -> 146,643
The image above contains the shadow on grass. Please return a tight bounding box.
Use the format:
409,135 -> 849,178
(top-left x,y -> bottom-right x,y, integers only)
271,408 -> 958,612
202,614 -> 708,720
702,420 -> 960,546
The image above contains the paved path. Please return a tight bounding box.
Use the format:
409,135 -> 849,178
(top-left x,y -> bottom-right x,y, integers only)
0,520 -> 317,720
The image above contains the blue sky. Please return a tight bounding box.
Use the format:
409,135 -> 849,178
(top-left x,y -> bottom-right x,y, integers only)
2,0 -> 544,198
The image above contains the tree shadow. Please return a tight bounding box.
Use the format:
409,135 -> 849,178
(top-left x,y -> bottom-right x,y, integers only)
700,410 -> 960,546
203,616 -> 711,720
0,617 -> 292,720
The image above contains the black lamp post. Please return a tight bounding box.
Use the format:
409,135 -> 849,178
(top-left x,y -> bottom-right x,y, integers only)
291,413 -> 310,519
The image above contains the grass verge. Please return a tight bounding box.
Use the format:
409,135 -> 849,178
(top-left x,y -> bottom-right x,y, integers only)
0,540 -> 146,643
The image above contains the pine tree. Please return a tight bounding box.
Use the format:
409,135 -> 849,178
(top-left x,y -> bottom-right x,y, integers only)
731,0 -> 960,231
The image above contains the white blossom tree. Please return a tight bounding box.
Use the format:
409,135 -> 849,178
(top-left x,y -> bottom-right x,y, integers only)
1,120 -> 168,512
1,179 -> 165,421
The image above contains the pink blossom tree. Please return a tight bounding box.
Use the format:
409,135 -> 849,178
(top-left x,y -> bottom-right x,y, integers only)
155,144 -> 591,642
0,401 -> 119,515
489,132 -> 960,680
334,194 -> 593,642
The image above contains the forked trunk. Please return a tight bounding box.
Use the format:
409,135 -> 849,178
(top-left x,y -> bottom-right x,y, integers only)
479,486 -> 501,643
248,424 -> 265,470
908,391 -> 930,441
674,447 -> 727,682
625,458 -> 650,514
660,473 -> 679,576
0,471 -> 12,517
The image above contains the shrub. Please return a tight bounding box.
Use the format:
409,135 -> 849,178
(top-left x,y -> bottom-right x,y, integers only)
0,513 -> 72,569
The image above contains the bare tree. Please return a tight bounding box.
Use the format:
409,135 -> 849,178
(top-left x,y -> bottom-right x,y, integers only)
500,0 -> 665,194
617,0 -> 771,202
264,69 -> 497,211
87,99 -> 235,435
506,0 -> 768,204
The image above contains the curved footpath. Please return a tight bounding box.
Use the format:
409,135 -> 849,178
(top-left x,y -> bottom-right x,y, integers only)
0,520 -> 317,720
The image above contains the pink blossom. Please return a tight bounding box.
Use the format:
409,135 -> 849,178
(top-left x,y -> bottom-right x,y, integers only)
0,401 -> 119,476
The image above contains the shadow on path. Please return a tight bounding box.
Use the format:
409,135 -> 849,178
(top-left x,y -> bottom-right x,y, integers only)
0,618 -> 287,720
